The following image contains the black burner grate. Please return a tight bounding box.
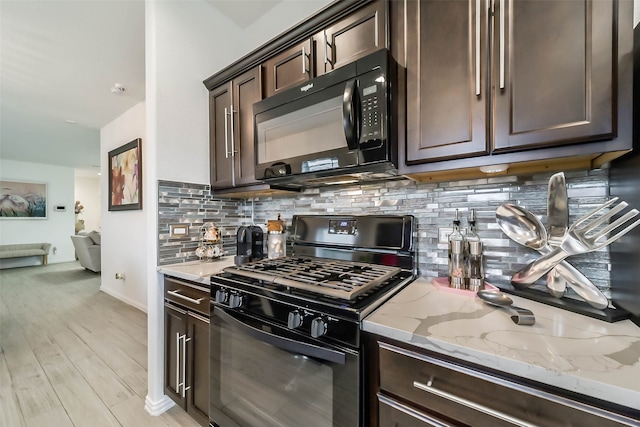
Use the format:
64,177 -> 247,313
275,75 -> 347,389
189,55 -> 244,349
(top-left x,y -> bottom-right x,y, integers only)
224,256 -> 402,300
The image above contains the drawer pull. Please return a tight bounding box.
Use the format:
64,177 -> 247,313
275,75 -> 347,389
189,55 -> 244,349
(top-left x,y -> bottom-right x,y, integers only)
167,290 -> 204,305
413,380 -> 536,427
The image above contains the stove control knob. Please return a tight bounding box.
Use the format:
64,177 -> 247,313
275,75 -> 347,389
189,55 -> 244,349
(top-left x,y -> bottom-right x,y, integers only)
310,317 -> 328,338
214,289 -> 229,304
228,293 -> 244,309
287,311 -> 304,329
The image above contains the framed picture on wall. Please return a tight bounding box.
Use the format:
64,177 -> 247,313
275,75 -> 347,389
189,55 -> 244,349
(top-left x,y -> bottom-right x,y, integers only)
0,179 -> 47,218
108,138 -> 142,211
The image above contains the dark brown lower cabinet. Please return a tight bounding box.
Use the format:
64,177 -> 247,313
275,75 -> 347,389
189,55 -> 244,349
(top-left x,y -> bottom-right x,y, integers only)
378,393 -> 455,427
164,277 -> 210,427
371,337 -> 640,427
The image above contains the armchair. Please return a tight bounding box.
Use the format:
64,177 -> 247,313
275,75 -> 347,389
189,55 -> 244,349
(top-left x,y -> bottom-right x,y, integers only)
70,231 -> 101,272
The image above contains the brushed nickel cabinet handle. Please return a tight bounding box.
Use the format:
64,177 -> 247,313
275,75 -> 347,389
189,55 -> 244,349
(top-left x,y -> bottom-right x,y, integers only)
230,104 -> 236,157
167,289 -> 203,305
302,46 -> 307,75
499,0 -> 505,89
181,335 -> 191,398
475,0 -> 481,96
378,393 -> 454,427
324,32 -> 332,66
175,332 -> 180,394
413,380 -> 536,427
224,107 -> 230,159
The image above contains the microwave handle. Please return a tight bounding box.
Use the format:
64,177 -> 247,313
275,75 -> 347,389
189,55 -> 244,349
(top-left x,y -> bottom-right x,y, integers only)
342,79 -> 361,150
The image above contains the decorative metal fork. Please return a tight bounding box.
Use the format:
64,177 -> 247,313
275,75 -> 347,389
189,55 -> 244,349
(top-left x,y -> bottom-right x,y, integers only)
512,198 -> 640,286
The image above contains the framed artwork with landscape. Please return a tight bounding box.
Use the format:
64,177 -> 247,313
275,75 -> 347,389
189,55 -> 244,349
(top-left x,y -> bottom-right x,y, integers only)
108,138 -> 142,211
0,180 -> 47,218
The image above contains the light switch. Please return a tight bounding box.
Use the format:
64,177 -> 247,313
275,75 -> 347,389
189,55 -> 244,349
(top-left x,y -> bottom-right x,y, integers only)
169,224 -> 189,237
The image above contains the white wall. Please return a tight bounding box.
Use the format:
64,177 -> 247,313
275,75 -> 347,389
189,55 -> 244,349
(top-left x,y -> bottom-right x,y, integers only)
74,175 -> 101,232
144,0 -> 333,415
154,0 -> 333,185
0,159 -> 76,267
100,101 -> 147,311
635,0 -> 639,27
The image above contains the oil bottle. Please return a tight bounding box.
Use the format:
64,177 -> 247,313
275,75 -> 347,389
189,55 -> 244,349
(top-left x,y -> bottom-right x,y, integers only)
448,209 -> 466,288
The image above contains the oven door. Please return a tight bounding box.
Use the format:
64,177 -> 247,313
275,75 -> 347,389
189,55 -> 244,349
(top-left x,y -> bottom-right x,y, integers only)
209,305 -> 360,427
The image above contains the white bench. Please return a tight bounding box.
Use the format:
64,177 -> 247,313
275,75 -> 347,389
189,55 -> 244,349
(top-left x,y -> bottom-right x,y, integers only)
0,243 -> 51,266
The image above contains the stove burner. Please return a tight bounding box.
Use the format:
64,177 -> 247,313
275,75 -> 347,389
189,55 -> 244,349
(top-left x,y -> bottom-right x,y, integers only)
224,256 -> 402,300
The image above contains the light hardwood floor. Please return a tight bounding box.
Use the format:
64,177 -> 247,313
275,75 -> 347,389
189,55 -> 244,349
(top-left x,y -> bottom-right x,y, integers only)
0,261 -> 201,427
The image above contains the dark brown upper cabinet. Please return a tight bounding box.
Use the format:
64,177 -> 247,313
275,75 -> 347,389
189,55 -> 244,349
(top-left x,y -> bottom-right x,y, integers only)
263,1 -> 386,98
315,1 -> 387,76
400,0 -> 630,170
492,0 -> 615,152
405,0 -> 490,164
263,38 -> 313,98
204,0 -> 386,194
209,67 -> 262,189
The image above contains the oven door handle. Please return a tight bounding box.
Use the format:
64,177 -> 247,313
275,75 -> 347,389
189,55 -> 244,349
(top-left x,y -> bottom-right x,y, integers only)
342,79 -> 361,151
213,306 -> 347,365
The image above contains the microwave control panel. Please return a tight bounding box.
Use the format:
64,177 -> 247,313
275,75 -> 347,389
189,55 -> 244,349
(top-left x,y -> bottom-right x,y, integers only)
359,72 -> 386,148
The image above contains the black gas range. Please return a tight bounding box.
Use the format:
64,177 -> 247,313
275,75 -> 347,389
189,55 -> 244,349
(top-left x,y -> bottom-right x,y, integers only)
209,215 -> 415,427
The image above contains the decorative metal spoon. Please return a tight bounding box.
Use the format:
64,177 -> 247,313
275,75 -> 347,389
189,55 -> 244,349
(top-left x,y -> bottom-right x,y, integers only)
477,290 -> 536,325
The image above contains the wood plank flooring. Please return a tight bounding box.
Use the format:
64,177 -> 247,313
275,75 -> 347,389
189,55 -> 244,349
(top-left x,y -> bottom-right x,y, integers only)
0,261 -> 201,427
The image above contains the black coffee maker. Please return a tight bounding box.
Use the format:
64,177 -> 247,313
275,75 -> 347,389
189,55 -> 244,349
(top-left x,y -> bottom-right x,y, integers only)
235,226 -> 264,265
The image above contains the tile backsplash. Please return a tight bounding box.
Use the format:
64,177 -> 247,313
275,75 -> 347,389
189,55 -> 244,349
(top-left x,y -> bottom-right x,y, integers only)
157,168 -> 611,296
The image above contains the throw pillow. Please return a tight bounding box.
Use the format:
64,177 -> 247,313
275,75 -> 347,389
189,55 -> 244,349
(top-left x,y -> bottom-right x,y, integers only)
87,230 -> 101,245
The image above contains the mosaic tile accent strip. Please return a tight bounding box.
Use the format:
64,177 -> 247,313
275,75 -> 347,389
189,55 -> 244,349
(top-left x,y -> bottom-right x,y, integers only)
157,180 -> 241,265
158,169 -> 612,298
246,169 -> 612,297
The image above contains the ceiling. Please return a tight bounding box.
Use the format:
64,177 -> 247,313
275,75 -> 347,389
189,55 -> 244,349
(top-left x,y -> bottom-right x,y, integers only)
0,0 -> 281,178
0,0 -> 146,176
205,0 -> 281,29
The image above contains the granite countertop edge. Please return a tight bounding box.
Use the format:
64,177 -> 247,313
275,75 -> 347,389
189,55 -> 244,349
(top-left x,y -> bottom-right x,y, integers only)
362,277 -> 640,412
157,257 -> 236,285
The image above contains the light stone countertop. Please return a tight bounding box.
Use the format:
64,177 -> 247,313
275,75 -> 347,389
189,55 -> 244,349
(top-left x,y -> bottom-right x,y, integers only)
157,257 -> 236,285
362,277 -> 640,412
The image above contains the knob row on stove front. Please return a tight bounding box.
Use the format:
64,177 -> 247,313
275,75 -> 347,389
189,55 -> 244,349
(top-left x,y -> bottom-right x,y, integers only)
287,310 -> 328,338
215,289 -> 244,309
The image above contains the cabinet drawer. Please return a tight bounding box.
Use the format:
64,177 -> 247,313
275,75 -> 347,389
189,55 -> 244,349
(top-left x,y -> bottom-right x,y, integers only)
379,342 -> 635,427
164,277 -> 209,316
378,393 -> 454,427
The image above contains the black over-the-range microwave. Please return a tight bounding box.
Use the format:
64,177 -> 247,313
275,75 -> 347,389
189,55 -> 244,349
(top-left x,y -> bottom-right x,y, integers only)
253,48 -> 398,189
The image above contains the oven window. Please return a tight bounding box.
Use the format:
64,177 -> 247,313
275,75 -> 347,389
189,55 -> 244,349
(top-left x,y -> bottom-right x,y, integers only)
256,95 -> 346,165
210,309 -> 359,427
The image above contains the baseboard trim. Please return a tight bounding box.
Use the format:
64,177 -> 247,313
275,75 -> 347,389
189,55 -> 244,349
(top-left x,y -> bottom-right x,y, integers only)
99,286 -> 148,313
144,394 -> 175,416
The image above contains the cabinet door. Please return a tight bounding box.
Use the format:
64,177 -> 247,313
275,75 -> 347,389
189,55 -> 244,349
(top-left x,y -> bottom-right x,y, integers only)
209,82 -> 234,189
164,303 -> 187,408
186,313 -> 210,427
492,0 -> 614,152
232,67 -> 262,187
317,1 -> 386,75
405,0 -> 489,164
263,39 -> 313,98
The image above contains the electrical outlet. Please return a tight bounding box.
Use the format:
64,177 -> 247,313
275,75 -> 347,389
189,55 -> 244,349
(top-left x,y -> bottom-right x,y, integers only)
438,227 -> 467,243
438,228 -> 453,244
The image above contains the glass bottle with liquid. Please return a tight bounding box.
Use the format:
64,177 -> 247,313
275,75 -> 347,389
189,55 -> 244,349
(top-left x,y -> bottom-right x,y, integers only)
465,209 -> 484,291
448,209 -> 466,288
